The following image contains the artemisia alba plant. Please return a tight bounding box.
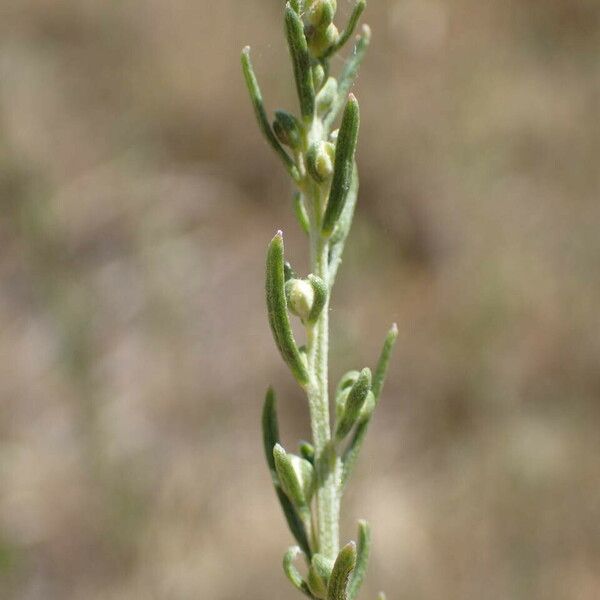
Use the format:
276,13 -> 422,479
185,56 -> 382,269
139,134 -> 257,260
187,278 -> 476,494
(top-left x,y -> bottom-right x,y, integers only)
242,2 -> 396,598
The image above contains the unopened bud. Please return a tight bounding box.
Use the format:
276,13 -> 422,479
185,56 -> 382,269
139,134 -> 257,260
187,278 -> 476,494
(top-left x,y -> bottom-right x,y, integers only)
312,63 -> 325,90
307,0 -> 336,27
273,444 -> 315,508
285,278 -> 315,320
307,22 -> 339,56
306,141 -> 335,183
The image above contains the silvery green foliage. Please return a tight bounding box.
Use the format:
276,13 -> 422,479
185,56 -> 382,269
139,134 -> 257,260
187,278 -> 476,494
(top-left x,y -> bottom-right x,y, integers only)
242,2 -> 396,598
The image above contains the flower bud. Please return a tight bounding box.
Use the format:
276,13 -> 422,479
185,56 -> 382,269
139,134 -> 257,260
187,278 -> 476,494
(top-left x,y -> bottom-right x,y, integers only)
306,141 -> 335,183
307,23 -> 339,56
307,0 -> 337,27
312,63 -> 326,90
273,444 -> 315,508
285,278 -> 315,320
273,110 -> 302,149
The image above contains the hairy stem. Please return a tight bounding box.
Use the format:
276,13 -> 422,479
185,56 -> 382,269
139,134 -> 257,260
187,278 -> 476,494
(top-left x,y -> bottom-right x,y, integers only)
307,229 -> 340,560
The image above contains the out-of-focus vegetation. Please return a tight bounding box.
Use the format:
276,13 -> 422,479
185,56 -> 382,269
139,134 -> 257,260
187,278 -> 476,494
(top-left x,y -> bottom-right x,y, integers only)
0,1 -> 598,599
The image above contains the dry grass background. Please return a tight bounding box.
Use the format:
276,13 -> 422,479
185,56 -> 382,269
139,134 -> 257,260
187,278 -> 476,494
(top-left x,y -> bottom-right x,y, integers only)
0,1 -> 599,598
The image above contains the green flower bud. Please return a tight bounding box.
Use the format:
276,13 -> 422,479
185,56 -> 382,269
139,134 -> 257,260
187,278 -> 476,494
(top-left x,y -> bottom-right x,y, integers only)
299,440 -> 315,464
273,444 -> 315,508
273,110 -> 303,149
312,63 -> 326,90
285,278 -> 315,320
307,0 -> 336,27
307,23 -> 339,56
306,141 -> 335,183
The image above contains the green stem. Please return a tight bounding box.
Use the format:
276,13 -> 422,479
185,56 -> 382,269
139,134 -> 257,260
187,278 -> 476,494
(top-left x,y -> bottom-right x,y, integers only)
307,227 -> 340,561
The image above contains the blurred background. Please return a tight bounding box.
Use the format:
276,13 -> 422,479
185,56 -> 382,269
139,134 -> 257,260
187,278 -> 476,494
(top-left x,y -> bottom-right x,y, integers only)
0,1 -> 599,598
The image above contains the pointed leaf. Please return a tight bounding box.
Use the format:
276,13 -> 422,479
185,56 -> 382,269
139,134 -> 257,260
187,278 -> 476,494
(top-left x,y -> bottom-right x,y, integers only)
307,274 -> 328,324
285,3 -> 315,119
284,546 -> 314,597
348,520 -> 371,599
262,388 -> 312,556
322,95 -> 360,236
327,542 -> 357,600
324,25 -> 371,131
266,231 -> 310,385
341,324 -> 398,488
323,0 -> 366,58
241,47 -> 299,180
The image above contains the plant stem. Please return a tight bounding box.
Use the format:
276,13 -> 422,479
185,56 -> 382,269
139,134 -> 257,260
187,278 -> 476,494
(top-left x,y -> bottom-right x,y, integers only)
307,225 -> 340,561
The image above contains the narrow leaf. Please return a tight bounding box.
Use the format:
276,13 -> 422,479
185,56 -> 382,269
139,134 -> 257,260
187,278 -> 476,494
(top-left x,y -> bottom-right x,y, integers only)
285,3 -> 315,119
266,231 -> 310,385
327,542 -> 357,600
293,192 -> 311,235
284,546 -> 314,598
348,520 -> 371,600
262,388 -> 312,556
262,387 -> 279,473
328,165 -> 358,285
307,274 -> 328,324
335,367 -> 371,441
341,324 -> 398,488
276,487 -> 313,557
322,95 -> 360,236
324,25 -> 371,131
241,47 -> 299,180
372,323 -> 398,400
324,0 -> 366,58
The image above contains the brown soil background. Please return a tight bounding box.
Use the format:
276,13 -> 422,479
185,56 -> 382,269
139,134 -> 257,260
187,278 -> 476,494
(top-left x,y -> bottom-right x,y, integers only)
0,1 -> 599,598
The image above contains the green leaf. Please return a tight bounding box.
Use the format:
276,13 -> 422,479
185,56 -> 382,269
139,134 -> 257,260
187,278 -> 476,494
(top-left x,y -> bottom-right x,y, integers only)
322,95 -> 360,236
324,25 -> 371,131
285,3 -> 315,120
335,367 -> 371,441
262,389 -> 312,556
293,193 -> 311,235
328,165 -> 358,285
348,520 -> 371,600
341,324 -> 398,488
323,0 -> 366,58
284,546 -> 314,598
266,231 -> 310,385
241,47 -> 299,180
327,542 -> 357,600
262,387 -> 279,473
307,274 -> 328,324
372,323 -> 398,400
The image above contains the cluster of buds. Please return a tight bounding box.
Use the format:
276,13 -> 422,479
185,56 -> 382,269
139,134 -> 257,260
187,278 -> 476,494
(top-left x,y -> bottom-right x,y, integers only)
242,2 -> 397,599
